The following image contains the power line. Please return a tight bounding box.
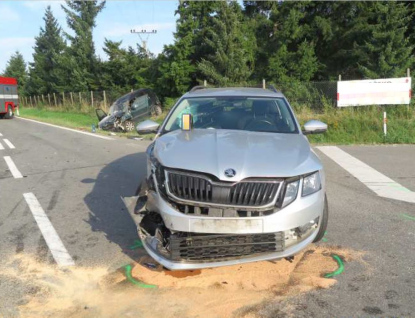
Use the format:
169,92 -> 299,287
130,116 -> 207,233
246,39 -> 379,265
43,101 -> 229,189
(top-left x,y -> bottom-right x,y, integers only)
130,29 -> 157,53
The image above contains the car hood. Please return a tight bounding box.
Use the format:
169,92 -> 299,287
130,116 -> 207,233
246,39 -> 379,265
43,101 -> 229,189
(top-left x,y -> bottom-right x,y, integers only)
153,129 -> 322,181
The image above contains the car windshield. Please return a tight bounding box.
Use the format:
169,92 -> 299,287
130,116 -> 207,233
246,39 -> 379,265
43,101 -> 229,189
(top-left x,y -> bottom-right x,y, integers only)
163,97 -> 298,134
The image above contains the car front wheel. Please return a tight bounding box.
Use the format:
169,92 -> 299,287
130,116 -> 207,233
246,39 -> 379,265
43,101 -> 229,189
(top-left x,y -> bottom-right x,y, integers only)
151,105 -> 162,116
313,194 -> 328,243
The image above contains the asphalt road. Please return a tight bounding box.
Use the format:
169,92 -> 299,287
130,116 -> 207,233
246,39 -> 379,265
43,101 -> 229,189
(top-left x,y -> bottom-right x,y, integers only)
0,118 -> 414,318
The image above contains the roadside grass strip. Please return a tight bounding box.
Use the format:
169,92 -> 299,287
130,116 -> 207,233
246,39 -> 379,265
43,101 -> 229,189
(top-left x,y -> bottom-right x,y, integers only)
317,146 -> 415,203
23,193 -> 75,267
3,139 -> 15,149
16,117 -> 114,140
3,156 -> 23,178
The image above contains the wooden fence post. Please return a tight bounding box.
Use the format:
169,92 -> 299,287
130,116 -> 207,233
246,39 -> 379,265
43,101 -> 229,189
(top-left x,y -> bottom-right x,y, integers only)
70,92 -> 74,106
91,91 -> 94,107
53,93 -> 57,107
79,92 -> 82,105
48,94 -> 51,106
103,90 -> 107,109
42,94 -> 45,103
29,96 -> 33,107
62,92 -> 65,105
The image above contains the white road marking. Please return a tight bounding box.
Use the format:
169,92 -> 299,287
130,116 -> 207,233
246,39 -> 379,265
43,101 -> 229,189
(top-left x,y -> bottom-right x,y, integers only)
0,133 -> 3,136
3,139 -> 15,149
23,193 -> 75,266
317,146 -> 415,203
16,117 -> 114,140
3,156 -> 23,179
0,141 -> 3,150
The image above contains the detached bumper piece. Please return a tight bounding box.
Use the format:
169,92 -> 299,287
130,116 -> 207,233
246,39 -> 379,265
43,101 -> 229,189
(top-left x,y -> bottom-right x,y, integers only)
169,232 -> 285,262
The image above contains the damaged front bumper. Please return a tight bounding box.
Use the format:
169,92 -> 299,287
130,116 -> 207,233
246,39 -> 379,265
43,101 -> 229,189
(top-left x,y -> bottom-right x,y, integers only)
123,182 -> 324,270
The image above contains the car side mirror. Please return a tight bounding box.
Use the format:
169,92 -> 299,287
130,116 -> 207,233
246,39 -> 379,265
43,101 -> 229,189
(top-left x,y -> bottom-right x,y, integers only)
302,120 -> 327,135
136,119 -> 160,134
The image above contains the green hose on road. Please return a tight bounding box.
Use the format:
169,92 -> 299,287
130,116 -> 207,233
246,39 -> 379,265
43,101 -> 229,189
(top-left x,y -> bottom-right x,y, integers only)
324,254 -> 344,278
124,264 -> 158,289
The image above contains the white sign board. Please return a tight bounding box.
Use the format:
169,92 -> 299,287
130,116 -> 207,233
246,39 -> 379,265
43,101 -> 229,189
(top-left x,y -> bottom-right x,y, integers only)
337,77 -> 411,107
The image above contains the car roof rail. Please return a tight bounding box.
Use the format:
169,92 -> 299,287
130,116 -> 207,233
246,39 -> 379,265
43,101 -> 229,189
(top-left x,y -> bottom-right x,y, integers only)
267,84 -> 279,93
190,85 -> 207,92
252,82 -> 280,93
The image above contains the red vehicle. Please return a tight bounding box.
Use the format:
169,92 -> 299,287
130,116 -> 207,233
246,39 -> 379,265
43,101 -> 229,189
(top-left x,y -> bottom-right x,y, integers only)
0,76 -> 18,119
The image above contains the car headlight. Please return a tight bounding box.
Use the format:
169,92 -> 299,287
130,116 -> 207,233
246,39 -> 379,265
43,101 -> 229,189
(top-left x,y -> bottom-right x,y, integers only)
302,171 -> 321,196
282,180 -> 300,207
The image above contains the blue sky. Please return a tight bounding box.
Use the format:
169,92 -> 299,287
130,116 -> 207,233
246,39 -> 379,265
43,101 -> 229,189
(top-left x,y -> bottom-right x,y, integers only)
0,0 -> 179,72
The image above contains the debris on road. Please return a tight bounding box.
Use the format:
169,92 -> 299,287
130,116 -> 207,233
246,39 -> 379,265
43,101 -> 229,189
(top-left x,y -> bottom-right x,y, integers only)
3,245 -> 365,318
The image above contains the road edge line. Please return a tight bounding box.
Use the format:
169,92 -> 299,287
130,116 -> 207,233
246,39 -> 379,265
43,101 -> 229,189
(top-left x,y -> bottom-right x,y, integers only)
16,117 -> 114,141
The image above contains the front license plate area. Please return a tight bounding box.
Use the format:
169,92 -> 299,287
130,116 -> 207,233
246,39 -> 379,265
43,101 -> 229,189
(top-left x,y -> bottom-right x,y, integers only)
189,218 -> 263,234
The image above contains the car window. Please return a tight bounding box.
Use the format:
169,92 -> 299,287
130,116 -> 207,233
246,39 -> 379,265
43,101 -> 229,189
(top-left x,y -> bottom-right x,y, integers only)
131,94 -> 149,110
163,97 -> 298,134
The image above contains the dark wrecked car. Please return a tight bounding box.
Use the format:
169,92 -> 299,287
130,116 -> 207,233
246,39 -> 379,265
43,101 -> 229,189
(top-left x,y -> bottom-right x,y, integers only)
96,88 -> 162,132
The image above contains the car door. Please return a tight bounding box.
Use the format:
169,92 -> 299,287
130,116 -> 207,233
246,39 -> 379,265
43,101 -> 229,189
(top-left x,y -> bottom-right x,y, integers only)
95,109 -> 107,121
130,92 -> 150,121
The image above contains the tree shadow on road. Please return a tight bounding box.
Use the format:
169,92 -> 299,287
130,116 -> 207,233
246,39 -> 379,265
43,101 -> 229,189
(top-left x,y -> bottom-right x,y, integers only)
83,152 -> 147,261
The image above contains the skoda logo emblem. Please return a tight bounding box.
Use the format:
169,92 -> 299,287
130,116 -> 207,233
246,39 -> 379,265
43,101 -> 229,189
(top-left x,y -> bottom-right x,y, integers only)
224,168 -> 236,178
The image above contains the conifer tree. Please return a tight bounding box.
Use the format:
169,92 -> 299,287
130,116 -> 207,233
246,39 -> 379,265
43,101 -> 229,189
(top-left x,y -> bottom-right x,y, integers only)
26,6 -> 66,95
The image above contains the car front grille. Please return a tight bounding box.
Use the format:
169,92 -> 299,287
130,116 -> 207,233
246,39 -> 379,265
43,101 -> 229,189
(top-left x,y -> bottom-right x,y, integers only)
169,232 -> 285,262
166,170 -> 281,208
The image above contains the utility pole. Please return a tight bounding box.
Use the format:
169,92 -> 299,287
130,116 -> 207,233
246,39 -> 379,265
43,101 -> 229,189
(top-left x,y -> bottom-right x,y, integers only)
130,29 -> 157,55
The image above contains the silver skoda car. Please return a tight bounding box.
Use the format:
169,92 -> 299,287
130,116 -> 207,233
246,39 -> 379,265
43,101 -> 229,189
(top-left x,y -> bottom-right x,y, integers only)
128,86 -> 328,270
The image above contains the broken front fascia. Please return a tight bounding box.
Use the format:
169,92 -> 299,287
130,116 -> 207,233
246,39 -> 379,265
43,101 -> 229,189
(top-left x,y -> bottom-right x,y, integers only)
122,178 -> 322,271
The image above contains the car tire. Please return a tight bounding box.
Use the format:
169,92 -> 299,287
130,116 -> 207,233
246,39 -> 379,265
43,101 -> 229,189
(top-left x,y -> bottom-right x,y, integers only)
0,114 -> 4,119
152,105 -> 162,116
313,194 -> 328,243
4,107 -> 14,119
123,120 -> 135,132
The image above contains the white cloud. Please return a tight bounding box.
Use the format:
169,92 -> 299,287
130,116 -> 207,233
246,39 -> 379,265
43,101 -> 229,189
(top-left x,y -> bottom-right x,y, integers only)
0,4 -> 20,22
105,22 -> 175,37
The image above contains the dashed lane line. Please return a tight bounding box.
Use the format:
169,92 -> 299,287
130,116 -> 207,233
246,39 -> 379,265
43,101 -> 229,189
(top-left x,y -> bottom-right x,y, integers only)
3,156 -> 23,179
16,117 -> 114,140
317,146 -> 415,204
3,139 -> 15,149
0,132 -> 3,136
23,193 -> 75,267
0,141 -> 3,150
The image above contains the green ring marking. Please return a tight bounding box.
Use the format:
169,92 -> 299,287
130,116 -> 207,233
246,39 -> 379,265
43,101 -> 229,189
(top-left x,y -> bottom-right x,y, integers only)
124,264 -> 158,289
129,239 -> 144,250
401,213 -> 415,221
324,254 -> 344,278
